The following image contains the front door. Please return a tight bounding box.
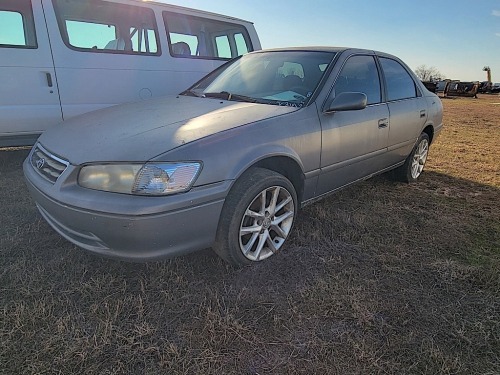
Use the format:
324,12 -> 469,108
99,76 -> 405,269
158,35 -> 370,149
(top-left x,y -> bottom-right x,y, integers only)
0,0 -> 62,146
317,55 -> 389,195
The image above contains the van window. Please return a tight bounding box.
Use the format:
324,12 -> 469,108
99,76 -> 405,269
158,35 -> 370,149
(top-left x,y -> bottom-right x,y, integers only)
215,35 -> 231,58
52,0 -> 160,55
163,11 -> 253,59
130,28 -> 157,54
235,33 -> 249,55
169,33 -> 198,56
65,21 -> 116,49
0,0 -> 37,48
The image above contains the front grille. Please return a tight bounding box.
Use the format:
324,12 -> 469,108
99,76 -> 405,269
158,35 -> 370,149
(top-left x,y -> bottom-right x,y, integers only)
30,144 -> 69,183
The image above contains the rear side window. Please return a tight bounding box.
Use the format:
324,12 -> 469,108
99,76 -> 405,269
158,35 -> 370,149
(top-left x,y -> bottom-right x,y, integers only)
379,57 -> 417,101
334,55 -> 381,105
52,0 -> 160,55
163,11 -> 253,59
0,0 -> 37,48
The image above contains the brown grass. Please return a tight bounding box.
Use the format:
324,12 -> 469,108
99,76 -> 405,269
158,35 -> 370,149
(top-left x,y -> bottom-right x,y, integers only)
430,95 -> 500,186
1,95 -> 499,374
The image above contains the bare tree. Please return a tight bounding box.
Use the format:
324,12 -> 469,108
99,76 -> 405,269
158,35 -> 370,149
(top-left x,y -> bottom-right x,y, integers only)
414,65 -> 444,81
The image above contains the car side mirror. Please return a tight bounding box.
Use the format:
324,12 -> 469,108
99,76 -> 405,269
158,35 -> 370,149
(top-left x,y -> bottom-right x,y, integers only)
326,92 -> 367,112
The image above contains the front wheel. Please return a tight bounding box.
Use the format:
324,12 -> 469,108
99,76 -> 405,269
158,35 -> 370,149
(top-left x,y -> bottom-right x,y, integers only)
394,132 -> 430,182
213,168 -> 297,267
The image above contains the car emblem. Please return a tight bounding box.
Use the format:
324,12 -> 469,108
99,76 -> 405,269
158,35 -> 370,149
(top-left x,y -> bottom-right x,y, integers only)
36,158 -> 46,169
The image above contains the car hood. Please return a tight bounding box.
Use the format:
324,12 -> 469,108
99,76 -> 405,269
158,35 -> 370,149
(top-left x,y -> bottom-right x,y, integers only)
38,95 -> 297,165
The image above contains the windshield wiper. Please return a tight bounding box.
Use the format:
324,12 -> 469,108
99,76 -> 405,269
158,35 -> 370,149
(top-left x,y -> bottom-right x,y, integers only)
180,89 -> 204,97
203,91 -> 261,103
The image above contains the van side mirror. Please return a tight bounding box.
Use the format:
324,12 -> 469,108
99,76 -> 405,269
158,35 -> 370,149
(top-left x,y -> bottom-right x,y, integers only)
326,92 -> 367,112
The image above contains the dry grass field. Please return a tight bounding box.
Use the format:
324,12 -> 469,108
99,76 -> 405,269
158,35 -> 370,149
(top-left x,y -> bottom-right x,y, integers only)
1,95 -> 499,374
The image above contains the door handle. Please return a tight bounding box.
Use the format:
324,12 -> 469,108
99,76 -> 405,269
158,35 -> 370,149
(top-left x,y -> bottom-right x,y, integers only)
420,110 -> 426,118
46,72 -> 53,88
378,118 -> 389,128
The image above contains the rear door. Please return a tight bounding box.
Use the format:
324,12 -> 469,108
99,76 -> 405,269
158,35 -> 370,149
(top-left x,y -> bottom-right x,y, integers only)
0,0 -> 62,145
378,57 -> 428,165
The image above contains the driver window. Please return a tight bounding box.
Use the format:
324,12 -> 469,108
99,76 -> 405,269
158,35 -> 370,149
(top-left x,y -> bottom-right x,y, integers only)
334,55 -> 381,105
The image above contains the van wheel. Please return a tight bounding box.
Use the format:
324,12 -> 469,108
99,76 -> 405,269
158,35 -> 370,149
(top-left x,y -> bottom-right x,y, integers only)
213,168 -> 297,267
394,133 -> 430,182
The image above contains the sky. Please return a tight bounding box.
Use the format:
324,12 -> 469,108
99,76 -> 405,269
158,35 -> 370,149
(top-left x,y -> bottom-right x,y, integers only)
159,0 -> 500,82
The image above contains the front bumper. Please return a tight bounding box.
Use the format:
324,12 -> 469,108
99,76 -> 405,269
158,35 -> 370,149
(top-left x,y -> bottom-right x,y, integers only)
23,158 -> 229,261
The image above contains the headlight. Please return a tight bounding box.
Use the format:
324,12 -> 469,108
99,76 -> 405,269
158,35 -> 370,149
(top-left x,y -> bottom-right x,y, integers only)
78,162 -> 202,195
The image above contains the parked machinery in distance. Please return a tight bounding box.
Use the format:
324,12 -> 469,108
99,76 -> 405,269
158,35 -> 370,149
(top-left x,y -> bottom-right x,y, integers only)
436,80 -> 480,98
478,81 -> 493,93
446,81 -> 479,97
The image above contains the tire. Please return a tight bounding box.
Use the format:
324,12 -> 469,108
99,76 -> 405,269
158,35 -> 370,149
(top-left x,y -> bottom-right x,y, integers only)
394,132 -> 430,183
213,168 -> 298,267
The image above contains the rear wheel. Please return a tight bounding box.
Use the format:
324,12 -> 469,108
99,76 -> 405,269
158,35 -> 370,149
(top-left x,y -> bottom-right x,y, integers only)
213,168 -> 297,267
394,132 -> 430,182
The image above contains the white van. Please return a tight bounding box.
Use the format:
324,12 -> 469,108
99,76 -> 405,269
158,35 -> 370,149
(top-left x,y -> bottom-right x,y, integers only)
0,0 -> 261,146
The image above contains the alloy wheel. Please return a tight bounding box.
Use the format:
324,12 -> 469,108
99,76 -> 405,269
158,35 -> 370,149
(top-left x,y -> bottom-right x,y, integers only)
239,185 -> 295,261
411,138 -> 429,179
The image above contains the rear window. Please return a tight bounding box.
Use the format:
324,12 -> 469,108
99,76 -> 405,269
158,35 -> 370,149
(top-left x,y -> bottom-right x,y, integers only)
52,0 -> 160,55
0,0 -> 37,48
379,57 -> 417,101
163,11 -> 253,59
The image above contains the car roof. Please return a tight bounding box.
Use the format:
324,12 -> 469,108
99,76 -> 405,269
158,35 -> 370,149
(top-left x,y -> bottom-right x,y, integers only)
250,46 -> 399,59
257,46 -> 348,53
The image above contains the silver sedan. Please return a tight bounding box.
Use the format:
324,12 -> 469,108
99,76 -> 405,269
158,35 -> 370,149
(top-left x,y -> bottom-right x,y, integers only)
24,47 -> 443,266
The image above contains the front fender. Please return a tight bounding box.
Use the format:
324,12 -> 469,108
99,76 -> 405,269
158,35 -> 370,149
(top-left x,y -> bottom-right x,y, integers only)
156,105 -> 322,187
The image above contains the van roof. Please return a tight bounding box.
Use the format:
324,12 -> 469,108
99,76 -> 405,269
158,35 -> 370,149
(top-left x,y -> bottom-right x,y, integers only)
123,0 -> 254,24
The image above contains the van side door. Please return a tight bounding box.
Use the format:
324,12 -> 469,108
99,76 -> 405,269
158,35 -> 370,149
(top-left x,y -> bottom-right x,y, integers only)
317,55 -> 389,195
0,0 -> 62,146
43,0 -> 164,120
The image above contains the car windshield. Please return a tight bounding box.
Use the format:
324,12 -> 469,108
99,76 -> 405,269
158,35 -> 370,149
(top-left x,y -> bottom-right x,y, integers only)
183,51 -> 336,107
